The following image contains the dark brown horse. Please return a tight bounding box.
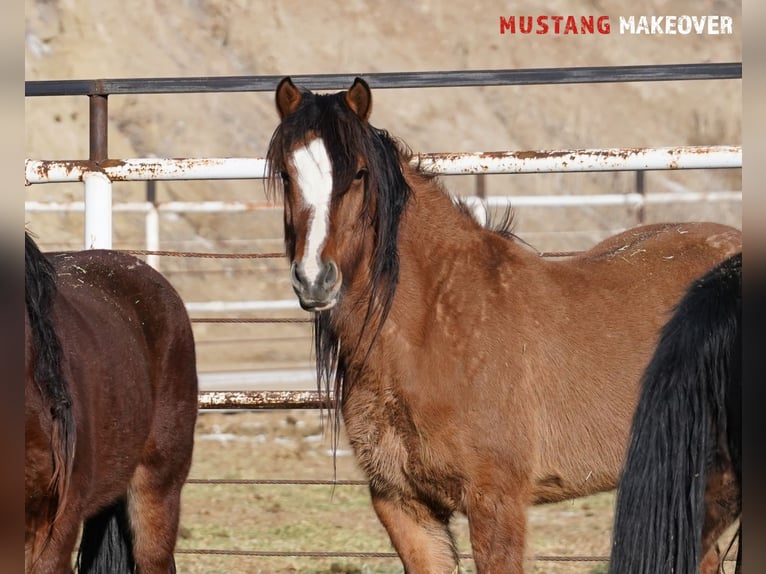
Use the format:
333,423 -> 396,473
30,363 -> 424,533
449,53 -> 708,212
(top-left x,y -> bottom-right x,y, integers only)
266,77 -> 742,573
609,252 -> 742,574
25,232 -> 198,573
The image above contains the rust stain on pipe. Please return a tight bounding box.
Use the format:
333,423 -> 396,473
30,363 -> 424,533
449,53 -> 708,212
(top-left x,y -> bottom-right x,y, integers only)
198,390 -> 334,410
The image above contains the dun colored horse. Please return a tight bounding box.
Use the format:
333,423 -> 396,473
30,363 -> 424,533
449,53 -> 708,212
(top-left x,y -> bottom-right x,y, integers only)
266,77 -> 742,573
609,252 -> 742,574
25,232 -> 198,573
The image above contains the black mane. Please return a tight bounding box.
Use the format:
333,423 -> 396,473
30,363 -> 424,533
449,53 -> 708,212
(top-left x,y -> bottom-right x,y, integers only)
266,88 -> 413,423
25,231 -> 74,532
25,231 -> 69,412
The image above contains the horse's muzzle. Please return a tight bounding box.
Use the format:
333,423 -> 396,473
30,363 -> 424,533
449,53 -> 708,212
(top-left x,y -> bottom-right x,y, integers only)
290,260 -> 340,311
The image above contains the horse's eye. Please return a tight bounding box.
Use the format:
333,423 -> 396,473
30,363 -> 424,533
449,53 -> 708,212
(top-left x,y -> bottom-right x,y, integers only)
280,171 -> 290,182
354,168 -> 368,181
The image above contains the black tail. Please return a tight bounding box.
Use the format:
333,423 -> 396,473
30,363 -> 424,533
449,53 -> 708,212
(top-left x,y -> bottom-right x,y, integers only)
76,498 -> 137,573
24,232 -> 76,534
609,253 -> 742,574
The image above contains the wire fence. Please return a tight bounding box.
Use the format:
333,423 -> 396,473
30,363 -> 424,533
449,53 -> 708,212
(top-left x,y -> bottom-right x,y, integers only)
27,62 -> 741,570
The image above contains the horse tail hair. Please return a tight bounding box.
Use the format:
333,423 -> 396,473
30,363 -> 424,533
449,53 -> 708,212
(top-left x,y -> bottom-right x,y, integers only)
609,253 -> 741,574
24,232 -> 76,532
76,498 -> 137,573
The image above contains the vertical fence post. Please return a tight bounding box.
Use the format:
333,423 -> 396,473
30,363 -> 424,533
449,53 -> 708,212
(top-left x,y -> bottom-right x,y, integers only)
84,94 -> 113,249
83,171 -> 112,248
146,180 -> 160,269
635,170 -> 646,224
475,173 -> 486,199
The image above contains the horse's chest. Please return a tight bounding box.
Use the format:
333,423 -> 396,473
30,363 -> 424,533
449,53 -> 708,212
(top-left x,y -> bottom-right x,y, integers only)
342,387 -> 463,512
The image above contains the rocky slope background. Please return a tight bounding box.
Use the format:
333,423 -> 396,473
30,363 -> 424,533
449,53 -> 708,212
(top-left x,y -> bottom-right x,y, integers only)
25,0 -> 742,372
25,0 -> 742,187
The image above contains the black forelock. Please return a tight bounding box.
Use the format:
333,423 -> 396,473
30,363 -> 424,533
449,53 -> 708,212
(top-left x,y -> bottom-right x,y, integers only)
266,85 -> 414,437
267,89 -> 372,199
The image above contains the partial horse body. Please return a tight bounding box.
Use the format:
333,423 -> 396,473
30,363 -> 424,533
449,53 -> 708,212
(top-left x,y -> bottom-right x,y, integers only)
266,77 -> 742,573
25,232 -> 198,573
609,252 -> 742,574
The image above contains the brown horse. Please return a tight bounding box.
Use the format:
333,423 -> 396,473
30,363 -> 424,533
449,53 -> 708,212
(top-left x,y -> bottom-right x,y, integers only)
266,77 -> 742,573
25,231 -> 198,573
609,252 -> 741,574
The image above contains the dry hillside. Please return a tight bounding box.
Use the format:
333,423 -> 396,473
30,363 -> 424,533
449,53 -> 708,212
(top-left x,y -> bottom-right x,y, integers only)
25,0 -> 742,373
23,4 -> 743,570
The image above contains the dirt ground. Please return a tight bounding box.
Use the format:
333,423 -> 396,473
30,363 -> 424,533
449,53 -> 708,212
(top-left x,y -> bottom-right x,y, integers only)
178,410 -> 739,574
181,410 -> 613,574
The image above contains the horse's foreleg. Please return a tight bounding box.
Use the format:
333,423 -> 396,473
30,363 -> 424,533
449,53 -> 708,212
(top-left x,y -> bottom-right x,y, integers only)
371,494 -> 459,573
465,488 -> 528,574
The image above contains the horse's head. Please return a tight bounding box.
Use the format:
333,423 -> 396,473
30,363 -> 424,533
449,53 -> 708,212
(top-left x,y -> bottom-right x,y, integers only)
267,77 -> 410,313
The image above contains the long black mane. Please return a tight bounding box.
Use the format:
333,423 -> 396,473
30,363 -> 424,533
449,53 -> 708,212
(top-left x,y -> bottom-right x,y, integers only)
266,88 -> 412,421
25,231 -> 75,529
25,232 -> 71,418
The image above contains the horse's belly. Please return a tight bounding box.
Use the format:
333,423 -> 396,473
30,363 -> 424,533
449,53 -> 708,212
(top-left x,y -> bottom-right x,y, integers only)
531,431 -> 625,503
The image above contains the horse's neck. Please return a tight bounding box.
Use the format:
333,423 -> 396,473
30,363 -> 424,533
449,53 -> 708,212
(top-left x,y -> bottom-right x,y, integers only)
397,174 -> 517,290
389,175 -> 526,338
330,177 -> 469,359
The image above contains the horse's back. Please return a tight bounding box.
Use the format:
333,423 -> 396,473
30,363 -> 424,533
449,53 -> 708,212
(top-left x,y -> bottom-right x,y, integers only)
579,221 -> 740,263
557,221 -> 742,325
52,249 -> 190,329
50,248 -> 198,410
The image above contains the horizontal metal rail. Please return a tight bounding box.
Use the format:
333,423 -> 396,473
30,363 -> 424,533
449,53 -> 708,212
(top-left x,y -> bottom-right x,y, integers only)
24,145 -> 742,185
24,191 -> 743,215
174,547 -> 612,562
198,390 -> 329,410
25,63 -> 741,96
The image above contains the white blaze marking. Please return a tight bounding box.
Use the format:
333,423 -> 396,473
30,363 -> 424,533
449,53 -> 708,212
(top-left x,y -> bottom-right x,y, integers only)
291,139 -> 333,283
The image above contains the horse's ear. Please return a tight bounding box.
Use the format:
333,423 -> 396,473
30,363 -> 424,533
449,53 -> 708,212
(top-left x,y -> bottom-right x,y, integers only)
345,77 -> 372,122
276,77 -> 303,119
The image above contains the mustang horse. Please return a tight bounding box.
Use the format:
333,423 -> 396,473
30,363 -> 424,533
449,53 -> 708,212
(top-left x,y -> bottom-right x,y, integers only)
25,232 -> 198,574
266,77 -> 742,573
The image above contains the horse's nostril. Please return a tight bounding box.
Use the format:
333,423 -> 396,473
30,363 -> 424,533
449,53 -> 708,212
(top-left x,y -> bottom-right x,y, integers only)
321,261 -> 339,290
290,261 -> 303,289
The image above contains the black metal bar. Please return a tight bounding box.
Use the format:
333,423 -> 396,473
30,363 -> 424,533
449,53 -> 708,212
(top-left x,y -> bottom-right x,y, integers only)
26,63 -> 742,97
146,179 -> 157,204
635,170 -> 646,223
88,94 -> 108,161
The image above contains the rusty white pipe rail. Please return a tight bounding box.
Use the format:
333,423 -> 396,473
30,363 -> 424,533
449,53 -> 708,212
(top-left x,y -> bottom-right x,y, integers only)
24,190 -> 743,215
187,300 -> 301,312
24,145 -> 741,184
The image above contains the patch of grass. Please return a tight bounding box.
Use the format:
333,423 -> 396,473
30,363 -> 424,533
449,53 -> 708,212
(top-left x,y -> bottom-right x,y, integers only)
179,412 -> 619,573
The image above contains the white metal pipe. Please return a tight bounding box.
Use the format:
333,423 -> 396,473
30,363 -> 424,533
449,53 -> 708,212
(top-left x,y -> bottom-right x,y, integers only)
158,201 -> 276,212
186,300 -> 302,312
418,146 -> 743,174
24,145 -> 742,184
145,207 -> 160,269
462,190 -> 743,208
25,190 -> 742,215
83,171 -> 112,248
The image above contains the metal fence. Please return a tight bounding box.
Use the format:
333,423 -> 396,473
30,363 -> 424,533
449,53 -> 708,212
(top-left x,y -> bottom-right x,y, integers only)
25,63 -> 742,569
